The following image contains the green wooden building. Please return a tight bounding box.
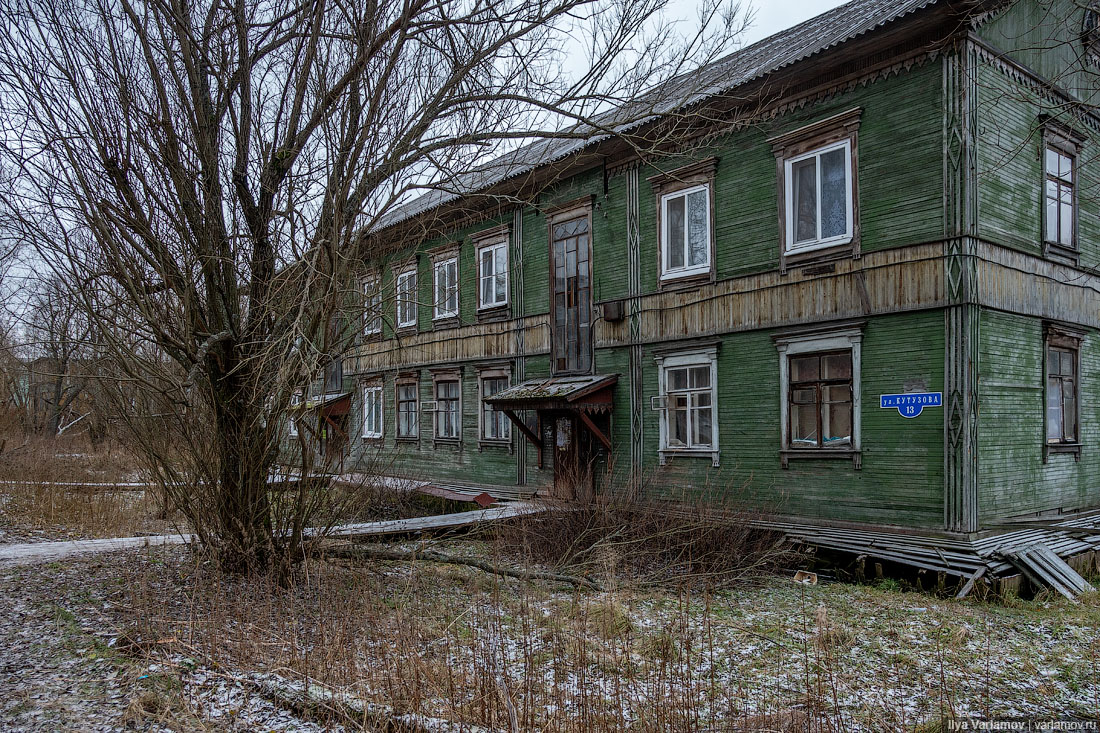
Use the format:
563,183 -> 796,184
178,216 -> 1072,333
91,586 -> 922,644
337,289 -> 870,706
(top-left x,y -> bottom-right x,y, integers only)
295,0 -> 1100,580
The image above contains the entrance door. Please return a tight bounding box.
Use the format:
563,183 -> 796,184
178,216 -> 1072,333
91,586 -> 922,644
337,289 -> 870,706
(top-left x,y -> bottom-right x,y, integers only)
551,215 -> 592,374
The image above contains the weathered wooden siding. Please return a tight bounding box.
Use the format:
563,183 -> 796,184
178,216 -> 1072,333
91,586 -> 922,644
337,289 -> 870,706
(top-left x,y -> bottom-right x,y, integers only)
974,241 -> 1100,329
596,311 -> 947,528
977,309 -> 1100,521
976,0 -> 1100,107
972,45 -> 1100,268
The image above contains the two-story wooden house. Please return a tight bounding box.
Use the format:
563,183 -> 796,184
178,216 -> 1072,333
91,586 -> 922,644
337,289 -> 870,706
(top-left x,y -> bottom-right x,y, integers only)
299,0 -> 1100,585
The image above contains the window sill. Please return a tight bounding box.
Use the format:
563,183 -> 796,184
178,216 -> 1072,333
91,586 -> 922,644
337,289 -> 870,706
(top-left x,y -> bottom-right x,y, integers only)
394,436 -> 420,444
479,438 -> 513,453
658,448 -> 719,467
783,240 -> 856,271
433,438 -> 462,448
395,324 -> 418,336
1043,241 -> 1079,267
1043,442 -> 1081,463
431,315 -> 460,330
476,304 -> 510,324
659,269 -> 712,290
781,448 -> 861,470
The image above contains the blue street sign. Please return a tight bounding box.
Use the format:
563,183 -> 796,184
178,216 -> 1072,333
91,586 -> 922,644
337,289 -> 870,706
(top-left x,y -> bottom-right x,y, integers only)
880,392 -> 942,418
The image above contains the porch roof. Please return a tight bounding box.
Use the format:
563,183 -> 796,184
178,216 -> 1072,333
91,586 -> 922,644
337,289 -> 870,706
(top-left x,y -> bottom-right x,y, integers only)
485,374 -> 617,412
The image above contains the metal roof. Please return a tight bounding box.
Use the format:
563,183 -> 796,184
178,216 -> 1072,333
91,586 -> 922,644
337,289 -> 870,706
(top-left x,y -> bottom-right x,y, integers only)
376,0 -> 941,231
485,374 -> 618,406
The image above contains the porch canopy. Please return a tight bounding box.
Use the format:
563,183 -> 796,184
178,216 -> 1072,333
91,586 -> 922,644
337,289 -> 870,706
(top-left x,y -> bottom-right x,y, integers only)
485,374 -> 617,456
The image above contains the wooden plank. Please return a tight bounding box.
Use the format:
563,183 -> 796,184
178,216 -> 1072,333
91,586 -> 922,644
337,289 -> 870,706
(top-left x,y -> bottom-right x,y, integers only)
956,566 -> 987,599
323,502 -> 545,539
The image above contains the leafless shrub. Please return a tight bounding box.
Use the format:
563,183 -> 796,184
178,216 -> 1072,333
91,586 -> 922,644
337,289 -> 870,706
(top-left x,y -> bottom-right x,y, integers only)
492,477 -> 799,588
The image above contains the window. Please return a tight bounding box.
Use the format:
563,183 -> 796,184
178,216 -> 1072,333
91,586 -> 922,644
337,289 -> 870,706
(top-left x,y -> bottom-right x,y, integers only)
363,278 -> 382,336
288,390 -> 301,437
1045,325 -> 1083,459
433,257 -> 458,319
775,324 -> 862,468
1044,143 -> 1076,253
784,140 -> 853,253
395,268 -> 417,328
654,348 -> 719,466
396,381 -> 419,439
478,241 -> 509,309
435,379 -> 460,440
648,159 -> 717,283
362,385 -> 383,438
661,185 -> 711,278
788,352 -> 852,449
480,375 -> 511,442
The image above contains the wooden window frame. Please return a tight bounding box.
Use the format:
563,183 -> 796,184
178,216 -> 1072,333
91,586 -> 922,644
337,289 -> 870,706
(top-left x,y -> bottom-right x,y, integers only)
431,369 -> 462,444
774,323 -> 863,469
288,389 -> 302,437
361,380 -> 384,440
394,265 -> 418,331
395,374 -> 419,442
362,275 -> 382,339
476,239 -> 510,312
477,364 -> 512,449
431,246 -> 460,325
1043,323 -> 1085,462
647,158 -> 717,288
770,108 -> 862,272
546,197 -> 595,376
654,346 -> 719,467
1041,124 -> 1083,265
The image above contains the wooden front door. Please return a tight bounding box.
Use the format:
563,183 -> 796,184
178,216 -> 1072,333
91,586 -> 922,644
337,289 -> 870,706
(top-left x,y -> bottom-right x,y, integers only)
551,215 -> 592,374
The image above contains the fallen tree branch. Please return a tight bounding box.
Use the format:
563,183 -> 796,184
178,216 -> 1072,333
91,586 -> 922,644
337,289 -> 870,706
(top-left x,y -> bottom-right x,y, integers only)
249,673 -> 503,733
325,544 -> 606,591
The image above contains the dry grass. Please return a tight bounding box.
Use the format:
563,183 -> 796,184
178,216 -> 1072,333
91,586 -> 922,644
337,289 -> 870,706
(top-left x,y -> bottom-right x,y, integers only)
0,433 -> 174,540
491,483 -> 799,589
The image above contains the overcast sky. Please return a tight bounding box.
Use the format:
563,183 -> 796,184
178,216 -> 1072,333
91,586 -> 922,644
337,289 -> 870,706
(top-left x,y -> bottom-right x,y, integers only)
737,0 -> 850,46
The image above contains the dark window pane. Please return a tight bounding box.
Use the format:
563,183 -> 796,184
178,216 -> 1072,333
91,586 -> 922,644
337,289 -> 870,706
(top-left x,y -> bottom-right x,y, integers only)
791,356 -> 819,382
791,404 -> 818,446
824,403 -> 852,446
793,158 -> 817,243
822,352 -> 852,380
666,195 -> 685,269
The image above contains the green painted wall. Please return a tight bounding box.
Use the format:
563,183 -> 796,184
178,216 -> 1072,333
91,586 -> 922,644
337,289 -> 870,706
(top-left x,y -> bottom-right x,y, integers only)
974,59 -> 1100,268
977,0 -> 1100,107
592,310 -> 947,528
977,309 -> 1100,521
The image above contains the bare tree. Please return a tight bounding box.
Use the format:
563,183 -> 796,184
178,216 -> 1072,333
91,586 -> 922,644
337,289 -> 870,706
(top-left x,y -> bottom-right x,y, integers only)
0,0 -> 746,572
24,277 -> 95,438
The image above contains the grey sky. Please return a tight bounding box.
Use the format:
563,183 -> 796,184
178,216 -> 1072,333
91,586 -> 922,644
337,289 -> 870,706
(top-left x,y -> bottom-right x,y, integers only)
739,1 -> 851,46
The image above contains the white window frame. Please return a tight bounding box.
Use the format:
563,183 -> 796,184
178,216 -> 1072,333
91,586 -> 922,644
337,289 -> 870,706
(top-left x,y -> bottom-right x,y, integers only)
477,240 -> 510,310
434,377 -> 461,441
654,347 -> 719,466
783,139 -> 854,255
395,268 -> 417,329
395,379 -> 420,440
362,384 -> 383,439
775,327 -> 862,466
433,257 -> 459,320
478,371 -> 511,443
659,183 -> 712,281
362,277 -> 382,336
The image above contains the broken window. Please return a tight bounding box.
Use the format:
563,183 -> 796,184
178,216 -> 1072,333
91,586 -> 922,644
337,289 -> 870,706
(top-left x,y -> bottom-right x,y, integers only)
788,351 -> 852,449
362,277 -> 382,336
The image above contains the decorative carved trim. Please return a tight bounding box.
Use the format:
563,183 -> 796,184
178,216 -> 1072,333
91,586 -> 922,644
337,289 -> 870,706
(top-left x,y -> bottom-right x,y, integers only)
646,157 -> 719,190
768,108 -> 862,154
